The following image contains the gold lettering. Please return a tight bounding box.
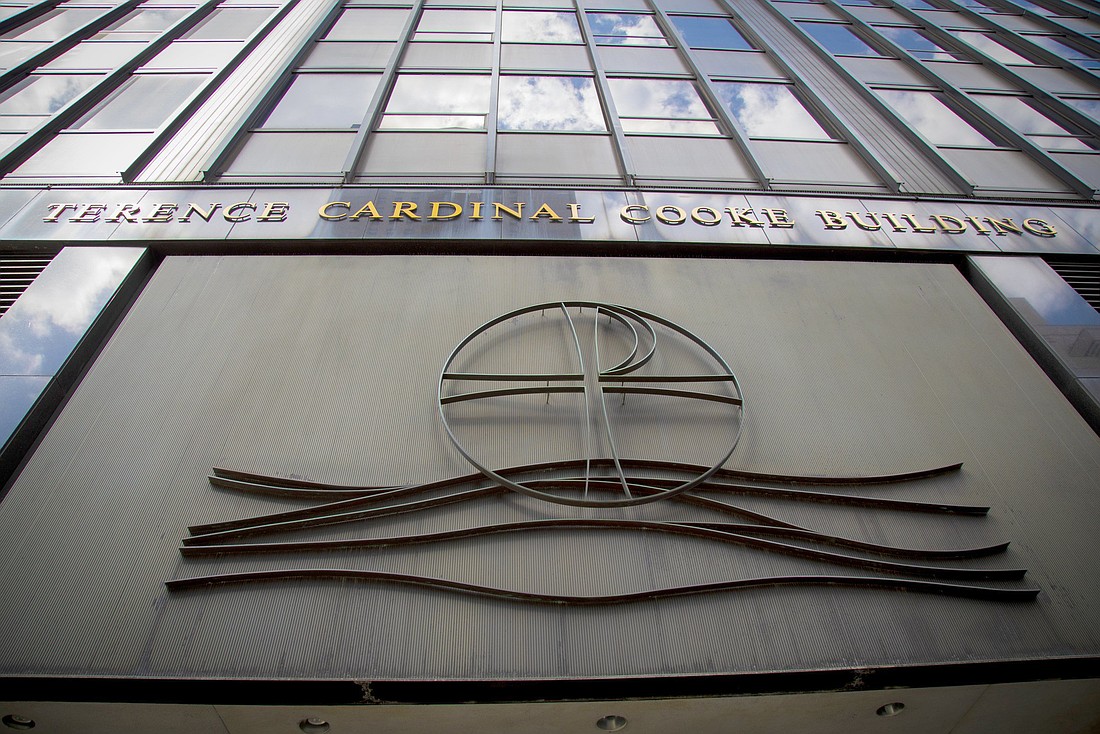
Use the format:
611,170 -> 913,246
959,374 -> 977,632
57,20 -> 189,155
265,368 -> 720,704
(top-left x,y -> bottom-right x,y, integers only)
724,207 -> 764,227
142,203 -> 178,223
692,207 -> 721,226
179,203 -> 222,222
43,203 -> 78,222
899,214 -> 936,233
930,215 -> 966,233
984,217 -> 1022,236
318,201 -> 350,221
760,208 -> 794,228
350,201 -> 382,221
846,212 -> 881,231
656,206 -> 686,225
881,213 -> 907,232
470,202 -> 484,220
429,201 -> 462,220
257,202 -> 290,222
106,205 -> 141,223
964,216 -> 992,234
391,201 -> 420,220
492,202 -> 524,220
1022,218 -> 1056,237
223,202 -> 256,222
815,210 -> 847,229
620,205 -> 650,224
567,203 -> 595,223
529,203 -> 563,221
72,203 -> 108,223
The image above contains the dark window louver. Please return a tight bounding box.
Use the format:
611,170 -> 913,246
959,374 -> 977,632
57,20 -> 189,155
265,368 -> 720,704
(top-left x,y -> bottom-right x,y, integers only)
1047,259 -> 1100,315
0,251 -> 57,318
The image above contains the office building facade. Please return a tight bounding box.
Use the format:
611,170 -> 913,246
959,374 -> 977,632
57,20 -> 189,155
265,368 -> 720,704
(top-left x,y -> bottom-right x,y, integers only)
1,0 -> 1099,730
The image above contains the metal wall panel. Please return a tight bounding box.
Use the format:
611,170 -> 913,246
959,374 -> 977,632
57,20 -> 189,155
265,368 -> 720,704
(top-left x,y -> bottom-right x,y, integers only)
1,255 -> 1098,685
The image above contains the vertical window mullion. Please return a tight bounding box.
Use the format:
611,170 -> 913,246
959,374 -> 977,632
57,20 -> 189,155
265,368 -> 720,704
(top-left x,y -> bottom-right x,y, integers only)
485,0 -> 502,184
339,0 -> 424,182
648,1 -> 770,188
574,0 -> 635,186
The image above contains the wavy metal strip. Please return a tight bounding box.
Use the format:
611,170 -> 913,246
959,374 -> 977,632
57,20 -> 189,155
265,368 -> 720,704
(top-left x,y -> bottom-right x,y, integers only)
165,569 -> 1040,603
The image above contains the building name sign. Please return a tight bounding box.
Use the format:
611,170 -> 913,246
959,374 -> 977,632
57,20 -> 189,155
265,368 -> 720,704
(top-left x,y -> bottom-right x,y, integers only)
42,198 -> 1060,239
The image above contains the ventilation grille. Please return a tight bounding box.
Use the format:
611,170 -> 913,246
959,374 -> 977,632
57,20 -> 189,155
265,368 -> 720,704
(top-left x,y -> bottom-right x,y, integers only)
1048,258 -> 1100,315
0,251 -> 56,318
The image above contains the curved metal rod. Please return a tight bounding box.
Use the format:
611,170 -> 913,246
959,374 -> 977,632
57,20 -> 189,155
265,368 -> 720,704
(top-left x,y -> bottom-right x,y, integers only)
441,385 -> 584,405
165,570 -> 1040,603
590,304 -> 644,375
596,304 -> 657,376
211,467 -> 400,492
601,386 -> 744,406
594,306 -> 632,499
177,518 -> 1024,581
561,304 -> 592,501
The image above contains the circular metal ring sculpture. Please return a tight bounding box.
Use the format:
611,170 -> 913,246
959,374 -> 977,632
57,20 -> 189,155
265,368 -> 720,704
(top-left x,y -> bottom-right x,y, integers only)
438,301 -> 744,507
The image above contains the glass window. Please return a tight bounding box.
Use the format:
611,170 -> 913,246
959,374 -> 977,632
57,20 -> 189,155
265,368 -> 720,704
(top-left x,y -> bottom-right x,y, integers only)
182,7 -> 273,40
72,73 -> 203,129
954,0 -> 1002,12
261,73 -> 380,128
947,30 -> 1034,64
1061,96 -> 1100,124
876,89 -> 995,147
669,16 -> 753,50
972,94 -> 1095,151
896,0 -> 938,8
586,13 -> 669,47
379,73 -> 490,129
0,74 -> 99,125
1024,35 -> 1100,70
412,9 -> 494,42
875,26 -> 963,60
798,22 -> 881,56
607,78 -> 718,135
44,41 -> 142,70
92,6 -> 190,39
714,82 -> 831,140
501,11 -> 581,43
323,7 -> 411,41
2,7 -> 104,41
497,75 -> 604,131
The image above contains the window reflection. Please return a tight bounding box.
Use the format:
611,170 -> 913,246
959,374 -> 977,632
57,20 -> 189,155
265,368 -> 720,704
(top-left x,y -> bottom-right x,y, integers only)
948,31 -> 1034,64
73,74 -> 203,130
714,82 -> 830,140
876,89 -> 994,147
2,8 -> 104,41
262,74 -> 379,129
182,7 -> 273,40
972,94 -> 1095,151
876,26 -> 961,61
379,74 -> 490,129
798,22 -> 881,56
669,16 -> 753,51
0,74 -> 98,121
607,78 -> 718,135
1062,97 -> 1100,124
412,9 -> 495,42
323,8 -> 411,42
1025,35 -> 1100,70
502,11 -> 581,44
587,13 -> 668,47
93,6 -> 189,39
498,76 -> 604,131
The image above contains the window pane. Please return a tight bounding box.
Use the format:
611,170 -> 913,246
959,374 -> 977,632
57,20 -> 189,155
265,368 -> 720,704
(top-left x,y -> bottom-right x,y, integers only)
3,8 -> 103,41
1026,35 -> 1100,69
323,8 -> 411,41
380,74 -> 490,129
182,8 -> 273,40
670,16 -> 753,50
799,22 -> 881,56
876,89 -> 994,146
44,41 -> 142,70
262,73 -> 380,128
948,31 -> 1033,64
502,11 -> 581,43
972,94 -> 1094,150
876,26 -> 961,60
608,78 -> 717,134
896,0 -> 937,8
587,13 -> 668,46
95,6 -> 189,37
1062,97 -> 1100,123
73,74 -> 203,129
714,82 -> 830,140
0,74 -> 97,115
498,76 -> 604,131
412,9 -> 494,42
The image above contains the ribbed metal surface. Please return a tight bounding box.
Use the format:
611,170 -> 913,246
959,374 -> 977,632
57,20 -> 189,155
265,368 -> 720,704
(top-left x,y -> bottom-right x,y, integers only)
137,0 -> 337,182
1,256 -> 1098,682
738,0 -> 965,195
1048,258 -> 1100,313
0,251 -> 55,317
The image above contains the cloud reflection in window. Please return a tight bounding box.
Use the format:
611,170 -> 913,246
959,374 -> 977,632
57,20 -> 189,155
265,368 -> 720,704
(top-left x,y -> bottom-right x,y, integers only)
876,89 -> 994,147
715,82 -> 829,140
502,11 -> 582,44
498,76 -> 604,131
608,78 -> 717,134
